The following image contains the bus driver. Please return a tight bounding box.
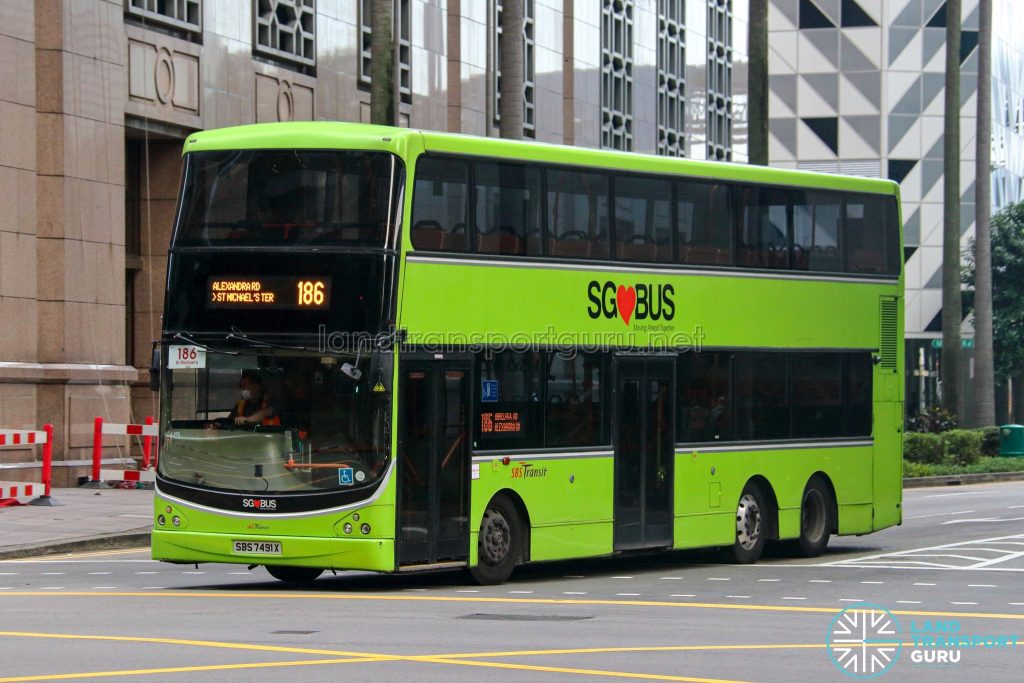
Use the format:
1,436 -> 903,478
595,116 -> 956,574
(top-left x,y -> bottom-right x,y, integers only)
225,370 -> 278,426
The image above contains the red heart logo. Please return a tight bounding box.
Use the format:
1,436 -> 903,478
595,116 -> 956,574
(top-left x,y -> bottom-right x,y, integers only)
616,285 -> 636,326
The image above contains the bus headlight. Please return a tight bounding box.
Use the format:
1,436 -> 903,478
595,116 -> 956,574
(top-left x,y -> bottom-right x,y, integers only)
343,523 -> 353,534
157,515 -> 166,526
360,523 -> 371,535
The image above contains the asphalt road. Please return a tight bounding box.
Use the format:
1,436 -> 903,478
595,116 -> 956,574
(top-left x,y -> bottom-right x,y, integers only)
1,481 -> 1023,682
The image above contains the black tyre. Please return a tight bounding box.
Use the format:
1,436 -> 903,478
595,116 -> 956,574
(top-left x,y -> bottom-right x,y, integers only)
265,565 -> 324,583
469,495 -> 522,585
731,482 -> 767,564
796,476 -> 833,558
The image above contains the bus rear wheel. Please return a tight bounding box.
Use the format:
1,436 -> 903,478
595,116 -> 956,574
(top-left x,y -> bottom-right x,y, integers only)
796,477 -> 833,558
265,565 -> 323,583
731,483 -> 766,564
470,495 -> 522,585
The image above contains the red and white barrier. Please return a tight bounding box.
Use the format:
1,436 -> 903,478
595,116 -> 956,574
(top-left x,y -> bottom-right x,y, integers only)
1,482 -> 44,498
87,417 -> 158,487
0,425 -> 57,505
97,468 -> 156,483
0,430 -> 47,447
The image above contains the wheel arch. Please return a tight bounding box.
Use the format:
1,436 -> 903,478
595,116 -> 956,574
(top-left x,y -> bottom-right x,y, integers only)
806,471 -> 839,534
488,488 -> 531,562
744,475 -> 779,541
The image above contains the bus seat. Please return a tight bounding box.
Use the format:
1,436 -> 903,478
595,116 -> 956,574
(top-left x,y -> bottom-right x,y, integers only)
792,246 -> 809,270
655,242 -> 674,262
618,241 -> 657,261
443,232 -> 467,251
683,245 -> 722,265
851,249 -> 884,273
412,220 -> 444,250
548,232 -> 591,258
479,232 -> 523,255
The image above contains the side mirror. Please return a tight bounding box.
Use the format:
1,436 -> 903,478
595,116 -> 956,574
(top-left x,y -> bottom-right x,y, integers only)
149,342 -> 161,391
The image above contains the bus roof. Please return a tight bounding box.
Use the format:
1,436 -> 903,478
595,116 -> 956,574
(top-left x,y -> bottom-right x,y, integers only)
182,121 -> 900,197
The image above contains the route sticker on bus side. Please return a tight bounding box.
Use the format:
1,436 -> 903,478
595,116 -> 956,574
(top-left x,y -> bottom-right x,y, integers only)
168,345 -> 207,369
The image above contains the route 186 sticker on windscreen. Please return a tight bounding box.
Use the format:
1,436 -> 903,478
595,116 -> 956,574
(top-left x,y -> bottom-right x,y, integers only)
168,345 -> 207,369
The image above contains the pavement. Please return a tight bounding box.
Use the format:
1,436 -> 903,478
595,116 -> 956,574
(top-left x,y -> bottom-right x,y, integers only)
0,486 -> 153,560
2,469 -> 1024,562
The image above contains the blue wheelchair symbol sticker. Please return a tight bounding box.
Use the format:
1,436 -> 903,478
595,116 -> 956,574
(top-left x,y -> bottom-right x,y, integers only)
339,468 -> 354,486
481,380 -> 499,403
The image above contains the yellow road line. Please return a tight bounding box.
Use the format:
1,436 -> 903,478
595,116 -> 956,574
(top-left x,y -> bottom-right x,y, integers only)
0,632 -> 756,683
0,658 -> 385,683
412,657 -> 751,682
433,643 -> 827,658
3,591 -> 1024,621
0,631 -> 378,657
4,631 -> 1019,683
1,548 -> 149,562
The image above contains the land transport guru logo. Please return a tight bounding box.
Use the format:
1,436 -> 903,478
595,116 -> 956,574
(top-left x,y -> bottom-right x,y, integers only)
586,280 -> 675,326
826,602 -> 1019,678
826,603 -> 902,678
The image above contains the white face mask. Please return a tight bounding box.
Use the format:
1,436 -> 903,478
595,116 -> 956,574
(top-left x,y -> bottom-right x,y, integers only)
240,389 -> 253,401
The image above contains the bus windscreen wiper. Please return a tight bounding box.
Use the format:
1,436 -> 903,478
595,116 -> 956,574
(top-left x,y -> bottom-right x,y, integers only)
173,332 -> 238,355
225,326 -> 319,353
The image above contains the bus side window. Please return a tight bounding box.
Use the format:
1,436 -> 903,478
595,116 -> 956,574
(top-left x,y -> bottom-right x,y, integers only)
411,157 -> 469,252
677,352 -> 732,443
546,352 -> 606,447
546,169 -> 609,259
793,192 -> 841,272
614,175 -> 672,262
738,187 -> 789,270
475,162 -> 542,257
844,196 -> 899,275
678,181 -> 733,266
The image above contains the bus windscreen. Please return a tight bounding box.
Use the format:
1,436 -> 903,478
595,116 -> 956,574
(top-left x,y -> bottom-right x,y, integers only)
173,150 -> 401,248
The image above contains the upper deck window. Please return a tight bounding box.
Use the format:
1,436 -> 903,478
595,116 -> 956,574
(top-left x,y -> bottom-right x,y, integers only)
174,150 -> 401,248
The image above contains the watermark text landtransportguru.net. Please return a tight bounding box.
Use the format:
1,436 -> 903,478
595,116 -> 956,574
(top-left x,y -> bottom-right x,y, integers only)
317,324 -> 707,356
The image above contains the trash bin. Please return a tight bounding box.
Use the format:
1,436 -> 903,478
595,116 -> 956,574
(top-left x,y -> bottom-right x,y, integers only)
999,424 -> 1024,457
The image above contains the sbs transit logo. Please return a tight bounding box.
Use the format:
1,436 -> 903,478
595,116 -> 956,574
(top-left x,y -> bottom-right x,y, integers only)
586,281 -> 675,326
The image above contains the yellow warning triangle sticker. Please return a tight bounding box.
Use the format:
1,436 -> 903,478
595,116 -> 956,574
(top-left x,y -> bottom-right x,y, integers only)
373,381 -> 387,393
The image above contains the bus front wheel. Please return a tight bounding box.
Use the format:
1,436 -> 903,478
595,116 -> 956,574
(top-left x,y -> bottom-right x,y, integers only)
796,477 -> 833,558
265,565 -> 324,583
731,483 -> 766,564
470,496 -> 522,585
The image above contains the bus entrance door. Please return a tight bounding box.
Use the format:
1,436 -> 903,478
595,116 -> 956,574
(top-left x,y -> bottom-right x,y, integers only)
398,361 -> 471,567
614,359 -> 675,551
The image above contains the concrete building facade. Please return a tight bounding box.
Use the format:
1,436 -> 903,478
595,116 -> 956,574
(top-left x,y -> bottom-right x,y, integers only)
0,0 -> 748,482
767,0 -> 1024,416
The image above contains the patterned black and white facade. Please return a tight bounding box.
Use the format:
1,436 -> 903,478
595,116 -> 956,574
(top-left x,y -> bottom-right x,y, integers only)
767,0 -> 1024,386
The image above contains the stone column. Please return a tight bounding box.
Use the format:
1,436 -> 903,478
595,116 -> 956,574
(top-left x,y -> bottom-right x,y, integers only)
32,0 -> 135,485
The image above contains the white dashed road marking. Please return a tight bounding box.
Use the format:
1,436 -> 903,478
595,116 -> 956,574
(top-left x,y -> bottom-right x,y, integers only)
904,510 -> 975,520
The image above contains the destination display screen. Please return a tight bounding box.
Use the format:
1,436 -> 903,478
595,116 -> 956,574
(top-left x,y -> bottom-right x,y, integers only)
207,277 -> 332,310
480,411 -> 522,435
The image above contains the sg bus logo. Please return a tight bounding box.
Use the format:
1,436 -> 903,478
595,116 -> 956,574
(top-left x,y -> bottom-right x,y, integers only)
586,281 -> 675,326
242,498 -> 277,510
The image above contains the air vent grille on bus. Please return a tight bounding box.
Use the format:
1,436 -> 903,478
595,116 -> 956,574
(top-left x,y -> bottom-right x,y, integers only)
879,298 -> 899,370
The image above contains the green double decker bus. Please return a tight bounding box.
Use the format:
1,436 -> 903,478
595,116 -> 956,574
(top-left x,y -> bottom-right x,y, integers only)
152,122 -> 903,584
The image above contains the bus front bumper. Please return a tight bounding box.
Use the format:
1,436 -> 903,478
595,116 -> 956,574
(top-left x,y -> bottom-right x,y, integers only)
152,530 -> 395,572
